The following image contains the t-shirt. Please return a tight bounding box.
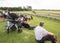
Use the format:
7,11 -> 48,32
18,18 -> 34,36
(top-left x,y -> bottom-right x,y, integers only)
2,11 -> 5,14
34,26 -> 48,40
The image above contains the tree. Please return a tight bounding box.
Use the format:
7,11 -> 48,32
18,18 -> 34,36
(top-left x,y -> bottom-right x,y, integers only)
27,6 -> 32,11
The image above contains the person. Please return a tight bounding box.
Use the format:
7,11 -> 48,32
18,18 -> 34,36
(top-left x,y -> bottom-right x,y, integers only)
34,22 -> 58,43
0,10 -> 6,21
22,18 -> 30,28
5,11 -> 22,33
2,9 -> 9,18
22,18 -> 35,30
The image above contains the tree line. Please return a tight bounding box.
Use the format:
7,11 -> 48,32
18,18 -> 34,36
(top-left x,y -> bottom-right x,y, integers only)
0,6 -> 32,11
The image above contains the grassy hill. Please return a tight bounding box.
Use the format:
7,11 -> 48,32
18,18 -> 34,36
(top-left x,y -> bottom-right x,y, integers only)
0,15 -> 60,43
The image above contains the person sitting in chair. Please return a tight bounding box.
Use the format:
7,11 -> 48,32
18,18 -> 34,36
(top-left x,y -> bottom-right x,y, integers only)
5,11 -> 22,33
34,22 -> 58,43
22,18 -> 35,30
22,18 -> 30,28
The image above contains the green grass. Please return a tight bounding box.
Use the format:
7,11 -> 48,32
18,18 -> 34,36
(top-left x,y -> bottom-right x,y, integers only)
0,16 -> 60,43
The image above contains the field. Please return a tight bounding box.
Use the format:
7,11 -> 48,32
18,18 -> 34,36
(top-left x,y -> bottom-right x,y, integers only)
0,11 -> 60,43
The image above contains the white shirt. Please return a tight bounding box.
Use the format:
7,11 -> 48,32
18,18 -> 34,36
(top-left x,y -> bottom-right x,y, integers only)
2,11 -> 8,15
2,11 -> 5,14
21,17 -> 24,21
34,26 -> 48,40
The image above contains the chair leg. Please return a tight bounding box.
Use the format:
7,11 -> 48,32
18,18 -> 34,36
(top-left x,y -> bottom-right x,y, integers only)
7,28 -> 9,33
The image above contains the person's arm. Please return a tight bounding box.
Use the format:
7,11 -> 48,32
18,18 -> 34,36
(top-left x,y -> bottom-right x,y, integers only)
42,28 -> 55,37
48,32 -> 57,39
43,28 -> 54,36
26,20 -> 30,24
48,32 -> 54,36
24,20 -> 30,24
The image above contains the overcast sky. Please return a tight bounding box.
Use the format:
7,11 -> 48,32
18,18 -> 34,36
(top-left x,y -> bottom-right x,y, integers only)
0,0 -> 60,10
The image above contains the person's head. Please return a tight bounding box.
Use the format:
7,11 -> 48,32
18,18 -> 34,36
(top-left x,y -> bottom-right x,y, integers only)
24,18 -> 30,21
3,9 -> 10,14
39,22 -> 44,27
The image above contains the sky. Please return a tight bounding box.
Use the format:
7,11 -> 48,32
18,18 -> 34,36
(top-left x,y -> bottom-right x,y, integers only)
0,0 -> 60,10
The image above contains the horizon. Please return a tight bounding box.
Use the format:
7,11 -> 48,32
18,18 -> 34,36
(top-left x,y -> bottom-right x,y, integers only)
0,0 -> 60,10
